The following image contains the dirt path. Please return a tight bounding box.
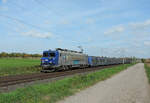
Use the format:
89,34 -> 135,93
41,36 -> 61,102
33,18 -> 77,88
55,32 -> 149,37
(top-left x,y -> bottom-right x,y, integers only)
58,63 -> 150,103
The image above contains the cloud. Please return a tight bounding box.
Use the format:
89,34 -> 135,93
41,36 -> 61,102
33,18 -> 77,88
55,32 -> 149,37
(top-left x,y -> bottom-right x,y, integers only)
60,19 -> 70,25
129,19 -> 150,30
14,21 -> 27,30
144,41 -> 150,46
57,39 -> 63,43
85,18 -> 95,24
45,20 -> 51,25
13,21 -> 54,39
128,19 -> 150,41
2,0 -> 7,3
0,6 -> 8,11
22,30 -> 53,39
104,25 -> 125,35
104,19 -> 150,36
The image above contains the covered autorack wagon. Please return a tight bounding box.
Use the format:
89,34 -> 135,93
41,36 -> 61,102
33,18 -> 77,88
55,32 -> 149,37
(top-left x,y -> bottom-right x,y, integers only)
58,48 -> 88,68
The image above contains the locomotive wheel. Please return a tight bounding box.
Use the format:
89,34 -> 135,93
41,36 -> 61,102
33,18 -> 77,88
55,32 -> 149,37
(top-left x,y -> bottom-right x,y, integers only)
65,66 -> 69,70
61,66 -> 66,71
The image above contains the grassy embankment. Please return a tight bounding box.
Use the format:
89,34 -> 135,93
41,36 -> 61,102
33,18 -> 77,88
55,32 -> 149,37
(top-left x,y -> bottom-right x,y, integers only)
144,63 -> 150,83
0,63 -> 135,103
0,58 -> 41,76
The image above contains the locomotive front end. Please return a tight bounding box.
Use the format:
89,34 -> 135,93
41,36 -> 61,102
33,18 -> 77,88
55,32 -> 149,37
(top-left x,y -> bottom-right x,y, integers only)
41,50 -> 59,72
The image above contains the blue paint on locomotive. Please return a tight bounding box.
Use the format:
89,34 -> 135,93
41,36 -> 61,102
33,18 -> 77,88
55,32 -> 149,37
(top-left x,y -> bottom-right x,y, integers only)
41,50 -> 59,67
88,56 -> 93,66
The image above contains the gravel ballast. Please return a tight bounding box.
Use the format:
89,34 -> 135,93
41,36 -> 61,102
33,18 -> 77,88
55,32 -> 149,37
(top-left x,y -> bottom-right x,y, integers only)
58,63 -> 150,103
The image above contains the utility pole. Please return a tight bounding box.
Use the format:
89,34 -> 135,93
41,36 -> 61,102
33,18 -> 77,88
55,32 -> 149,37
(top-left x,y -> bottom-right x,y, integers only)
118,48 -> 125,64
77,46 -> 83,53
100,48 -> 107,57
101,48 -> 103,57
121,48 -> 125,64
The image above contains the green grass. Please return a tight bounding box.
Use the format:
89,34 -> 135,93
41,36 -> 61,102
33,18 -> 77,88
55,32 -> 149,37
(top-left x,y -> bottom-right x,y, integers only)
0,58 -> 41,76
0,63 -> 134,103
144,63 -> 150,83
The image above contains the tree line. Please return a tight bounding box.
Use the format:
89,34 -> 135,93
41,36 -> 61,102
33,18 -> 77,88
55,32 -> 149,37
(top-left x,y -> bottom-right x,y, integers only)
0,52 -> 42,58
142,59 -> 150,63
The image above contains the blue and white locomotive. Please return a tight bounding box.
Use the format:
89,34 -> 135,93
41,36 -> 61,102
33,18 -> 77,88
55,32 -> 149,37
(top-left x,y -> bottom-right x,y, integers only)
41,48 -> 88,72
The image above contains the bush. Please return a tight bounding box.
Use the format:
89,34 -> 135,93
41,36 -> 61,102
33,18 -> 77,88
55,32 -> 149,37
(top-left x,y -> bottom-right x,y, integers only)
0,52 -> 42,58
144,64 -> 150,83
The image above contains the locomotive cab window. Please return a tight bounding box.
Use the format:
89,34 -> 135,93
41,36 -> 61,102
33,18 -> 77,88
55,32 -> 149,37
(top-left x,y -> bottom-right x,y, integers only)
43,52 -> 49,57
50,53 -> 55,57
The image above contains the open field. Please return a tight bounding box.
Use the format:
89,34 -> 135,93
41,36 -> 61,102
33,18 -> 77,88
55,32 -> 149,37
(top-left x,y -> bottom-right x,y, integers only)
0,63 -> 134,103
0,58 -> 41,76
144,63 -> 150,83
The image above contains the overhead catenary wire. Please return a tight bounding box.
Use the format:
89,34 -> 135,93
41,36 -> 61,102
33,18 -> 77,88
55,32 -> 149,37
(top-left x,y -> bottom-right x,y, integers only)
0,0 -> 67,36
34,0 -> 63,16
0,2 -> 85,44
0,0 -> 57,33
7,1 -> 26,10
0,14 -> 55,33
0,14 -> 77,42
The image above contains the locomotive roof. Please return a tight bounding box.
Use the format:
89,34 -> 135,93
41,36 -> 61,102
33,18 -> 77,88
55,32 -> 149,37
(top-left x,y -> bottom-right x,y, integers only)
56,48 -> 83,54
43,48 -> 86,55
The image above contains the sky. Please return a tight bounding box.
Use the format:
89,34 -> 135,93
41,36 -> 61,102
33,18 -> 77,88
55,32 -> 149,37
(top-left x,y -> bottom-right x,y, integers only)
0,0 -> 150,58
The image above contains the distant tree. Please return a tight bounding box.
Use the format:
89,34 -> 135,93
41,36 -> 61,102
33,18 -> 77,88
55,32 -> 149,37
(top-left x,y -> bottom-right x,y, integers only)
32,54 -> 42,57
0,52 -> 8,57
15,53 -> 20,57
9,53 -> 16,57
0,52 -> 42,58
141,59 -> 145,63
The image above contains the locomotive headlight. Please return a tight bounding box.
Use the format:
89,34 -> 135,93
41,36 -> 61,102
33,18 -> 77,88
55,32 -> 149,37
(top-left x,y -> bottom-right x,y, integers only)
45,59 -> 48,61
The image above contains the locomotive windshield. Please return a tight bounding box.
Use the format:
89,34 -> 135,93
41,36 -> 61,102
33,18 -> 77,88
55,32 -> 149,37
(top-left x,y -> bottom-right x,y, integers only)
43,52 -> 55,57
49,53 -> 55,57
43,52 -> 49,57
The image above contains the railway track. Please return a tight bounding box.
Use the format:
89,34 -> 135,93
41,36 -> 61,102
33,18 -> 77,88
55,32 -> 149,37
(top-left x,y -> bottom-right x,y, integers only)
0,65 -> 119,87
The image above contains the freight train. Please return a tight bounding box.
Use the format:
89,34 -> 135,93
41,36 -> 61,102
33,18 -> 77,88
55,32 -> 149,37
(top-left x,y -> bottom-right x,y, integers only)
41,48 -> 133,72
